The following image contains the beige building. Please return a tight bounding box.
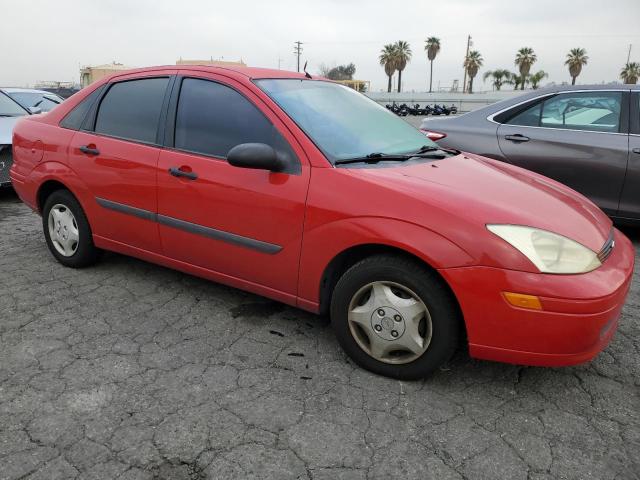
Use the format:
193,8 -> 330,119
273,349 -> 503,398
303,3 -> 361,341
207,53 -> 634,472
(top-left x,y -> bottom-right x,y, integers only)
176,58 -> 246,67
80,62 -> 131,87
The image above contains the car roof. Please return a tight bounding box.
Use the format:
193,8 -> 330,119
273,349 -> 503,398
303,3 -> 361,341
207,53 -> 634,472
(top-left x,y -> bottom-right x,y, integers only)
107,64 -> 312,81
534,83 -> 640,93
0,87 -> 57,95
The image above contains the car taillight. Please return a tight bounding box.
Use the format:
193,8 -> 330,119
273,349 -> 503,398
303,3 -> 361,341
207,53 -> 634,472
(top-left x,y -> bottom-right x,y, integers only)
420,129 -> 447,141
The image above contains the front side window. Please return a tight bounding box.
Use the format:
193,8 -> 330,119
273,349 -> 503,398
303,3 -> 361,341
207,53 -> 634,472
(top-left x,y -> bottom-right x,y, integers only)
0,92 -> 27,117
256,79 -> 435,163
95,78 -> 169,143
174,78 -> 292,159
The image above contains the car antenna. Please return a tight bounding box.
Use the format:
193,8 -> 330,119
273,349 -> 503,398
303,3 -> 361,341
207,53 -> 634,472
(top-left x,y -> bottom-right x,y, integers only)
303,61 -> 312,79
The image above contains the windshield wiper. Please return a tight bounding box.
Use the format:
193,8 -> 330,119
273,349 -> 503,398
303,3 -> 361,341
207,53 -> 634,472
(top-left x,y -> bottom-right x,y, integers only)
335,147 -> 450,166
335,153 -> 414,165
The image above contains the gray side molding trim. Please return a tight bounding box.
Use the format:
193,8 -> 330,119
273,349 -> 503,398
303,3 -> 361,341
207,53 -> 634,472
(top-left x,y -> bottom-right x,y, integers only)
96,197 -> 156,221
157,214 -> 282,254
95,197 -> 282,255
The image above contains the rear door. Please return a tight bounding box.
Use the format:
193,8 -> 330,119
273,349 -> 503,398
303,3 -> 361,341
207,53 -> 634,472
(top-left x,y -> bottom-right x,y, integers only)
496,90 -> 630,216
68,71 -> 175,252
618,91 -> 640,219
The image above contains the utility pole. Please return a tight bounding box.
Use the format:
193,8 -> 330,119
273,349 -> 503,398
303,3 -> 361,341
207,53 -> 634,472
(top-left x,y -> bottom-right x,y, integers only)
277,56 -> 282,70
462,35 -> 472,93
294,41 -> 303,72
627,44 -> 633,64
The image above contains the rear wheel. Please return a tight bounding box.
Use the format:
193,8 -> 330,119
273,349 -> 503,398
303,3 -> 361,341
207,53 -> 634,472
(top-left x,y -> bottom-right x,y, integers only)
42,189 -> 101,268
330,255 -> 460,379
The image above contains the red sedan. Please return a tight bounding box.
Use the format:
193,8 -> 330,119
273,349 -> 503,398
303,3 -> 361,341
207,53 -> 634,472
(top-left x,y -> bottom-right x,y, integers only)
10,66 -> 635,379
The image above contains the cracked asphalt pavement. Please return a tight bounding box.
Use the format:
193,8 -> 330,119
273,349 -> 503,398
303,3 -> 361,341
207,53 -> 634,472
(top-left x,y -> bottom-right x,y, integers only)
1,187 -> 639,480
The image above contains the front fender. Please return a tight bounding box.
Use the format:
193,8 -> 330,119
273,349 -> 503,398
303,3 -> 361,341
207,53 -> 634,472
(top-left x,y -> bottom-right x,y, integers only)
297,216 -> 476,310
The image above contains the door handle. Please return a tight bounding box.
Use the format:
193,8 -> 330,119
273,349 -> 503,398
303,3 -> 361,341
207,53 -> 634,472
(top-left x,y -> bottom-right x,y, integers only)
79,145 -> 100,155
632,148 -> 640,154
169,166 -> 198,180
504,134 -> 530,143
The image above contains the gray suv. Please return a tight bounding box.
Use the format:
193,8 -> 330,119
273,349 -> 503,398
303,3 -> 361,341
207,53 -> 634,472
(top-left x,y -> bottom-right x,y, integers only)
420,85 -> 640,223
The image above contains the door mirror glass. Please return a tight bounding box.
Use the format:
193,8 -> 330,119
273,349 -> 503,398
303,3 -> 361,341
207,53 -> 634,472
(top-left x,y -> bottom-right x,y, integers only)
227,143 -> 285,172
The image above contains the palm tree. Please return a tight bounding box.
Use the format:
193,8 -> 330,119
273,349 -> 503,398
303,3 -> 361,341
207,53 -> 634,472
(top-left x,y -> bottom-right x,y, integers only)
463,50 -> 483,93
379,44 -> 397,93
514,47 -> 537,90
393,41 -> 412,93
565,48 -> 588,85
529,70 -> 548,89
482,69 -> 511,91
424,37 -> 441,93
621,62 -> 640,84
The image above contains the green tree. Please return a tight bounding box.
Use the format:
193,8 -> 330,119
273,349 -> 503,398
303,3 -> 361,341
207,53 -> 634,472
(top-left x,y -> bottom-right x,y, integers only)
463,50 -> 483,93
621,62 -> 640,84
515,47 -> 537,90
393,40 -> 412,93
565,48 -> 588,85
326,63 -> 356,81
379,44 -> 397,93
482,69 -> 511,91
529,70 -> 548,89
424,37 -> 441,93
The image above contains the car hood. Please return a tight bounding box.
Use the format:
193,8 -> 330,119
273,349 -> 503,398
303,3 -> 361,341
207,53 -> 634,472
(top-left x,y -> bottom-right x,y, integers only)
0,116 -> 22,144
353,153 -> 611,252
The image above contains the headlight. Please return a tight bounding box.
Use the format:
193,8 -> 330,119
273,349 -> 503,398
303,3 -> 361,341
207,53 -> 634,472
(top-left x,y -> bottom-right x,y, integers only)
487,225 -> 601,274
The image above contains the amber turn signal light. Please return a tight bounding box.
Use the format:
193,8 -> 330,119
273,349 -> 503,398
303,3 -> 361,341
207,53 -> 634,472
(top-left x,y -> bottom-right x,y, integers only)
503,292 -> 543,310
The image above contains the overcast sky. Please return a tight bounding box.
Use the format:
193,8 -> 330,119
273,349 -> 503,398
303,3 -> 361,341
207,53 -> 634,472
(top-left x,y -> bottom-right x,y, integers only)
2,0 -> 639,91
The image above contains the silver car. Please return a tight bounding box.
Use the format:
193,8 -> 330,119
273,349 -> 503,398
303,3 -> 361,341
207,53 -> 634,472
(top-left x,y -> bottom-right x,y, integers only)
0,88 -> 63,187
420,85 -> 640,222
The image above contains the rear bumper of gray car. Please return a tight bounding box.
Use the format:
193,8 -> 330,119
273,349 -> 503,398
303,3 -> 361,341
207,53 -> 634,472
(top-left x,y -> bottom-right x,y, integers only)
0,145 -> 13,187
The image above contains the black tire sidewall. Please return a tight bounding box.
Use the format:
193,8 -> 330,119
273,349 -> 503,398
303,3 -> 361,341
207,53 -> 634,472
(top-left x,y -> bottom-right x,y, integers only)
42,190 -> 99,268
330,256 -> 460,380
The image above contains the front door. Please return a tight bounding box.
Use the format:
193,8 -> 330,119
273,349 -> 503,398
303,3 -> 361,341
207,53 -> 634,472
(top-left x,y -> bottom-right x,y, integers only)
68,73 -> 174,252
156,75 -> 310,297
497,90 -> 629,216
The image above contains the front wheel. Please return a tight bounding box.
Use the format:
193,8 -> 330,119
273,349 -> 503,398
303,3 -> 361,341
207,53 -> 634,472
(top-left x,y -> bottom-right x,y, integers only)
330,255 -> 461,380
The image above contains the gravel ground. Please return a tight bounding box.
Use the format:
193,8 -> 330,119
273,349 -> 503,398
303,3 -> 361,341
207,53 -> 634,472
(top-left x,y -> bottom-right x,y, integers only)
1,187 -> 639,480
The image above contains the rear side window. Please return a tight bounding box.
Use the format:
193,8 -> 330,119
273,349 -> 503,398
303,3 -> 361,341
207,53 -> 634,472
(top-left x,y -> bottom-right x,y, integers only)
539,92 -> 622,133
500,91 -> 623,133
95,78 -> 169,143
174,78 -> 288,158
60,87 -> 103,130
505,102 -> 542,127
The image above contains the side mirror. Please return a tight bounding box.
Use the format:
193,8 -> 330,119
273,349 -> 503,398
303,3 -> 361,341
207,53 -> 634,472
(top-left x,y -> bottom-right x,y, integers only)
28,106 -> 42,115
227,143 -> 285,172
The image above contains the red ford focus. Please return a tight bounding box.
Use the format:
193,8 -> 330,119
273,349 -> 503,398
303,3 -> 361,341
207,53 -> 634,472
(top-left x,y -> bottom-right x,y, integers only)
10,66 -> 635,379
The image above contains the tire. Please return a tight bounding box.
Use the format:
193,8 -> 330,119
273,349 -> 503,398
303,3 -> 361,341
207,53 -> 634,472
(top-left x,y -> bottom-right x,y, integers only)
330,254 -> 461,380
42,189 -> 101,268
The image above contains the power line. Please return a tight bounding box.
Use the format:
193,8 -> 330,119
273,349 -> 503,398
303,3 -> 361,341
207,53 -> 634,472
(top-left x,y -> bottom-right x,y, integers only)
294,41 -> 303,72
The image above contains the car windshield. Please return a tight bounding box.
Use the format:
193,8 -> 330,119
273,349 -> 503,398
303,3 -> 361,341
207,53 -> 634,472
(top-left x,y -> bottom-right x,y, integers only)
0,92 -> 27,117
255,79 -> 436,163
7,92 -> 62,112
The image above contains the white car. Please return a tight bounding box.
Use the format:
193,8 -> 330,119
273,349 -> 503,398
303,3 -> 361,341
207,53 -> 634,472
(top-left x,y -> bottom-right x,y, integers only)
1,87 -> 63,114
0,88 -> 63,187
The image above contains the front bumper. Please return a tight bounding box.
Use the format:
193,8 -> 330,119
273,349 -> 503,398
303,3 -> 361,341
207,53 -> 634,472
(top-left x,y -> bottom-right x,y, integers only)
440,228 -> 635,366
